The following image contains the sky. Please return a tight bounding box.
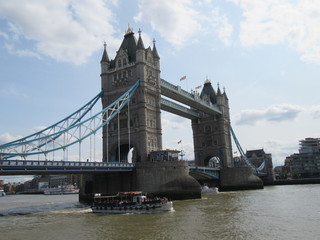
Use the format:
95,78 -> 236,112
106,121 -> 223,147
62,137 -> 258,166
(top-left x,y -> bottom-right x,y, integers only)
1,0 -> 320,183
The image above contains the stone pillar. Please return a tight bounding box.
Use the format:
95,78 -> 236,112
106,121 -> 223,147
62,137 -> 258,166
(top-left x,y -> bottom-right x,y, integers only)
219,167 -> 264,191
135,161 -> 201,200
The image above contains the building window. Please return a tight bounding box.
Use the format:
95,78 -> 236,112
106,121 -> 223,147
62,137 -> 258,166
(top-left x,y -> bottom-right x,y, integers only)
118,59 -> 122,68
123,58 -> 127,66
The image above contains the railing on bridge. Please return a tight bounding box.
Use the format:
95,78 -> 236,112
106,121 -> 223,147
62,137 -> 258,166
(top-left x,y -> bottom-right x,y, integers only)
0,160 -> 134,175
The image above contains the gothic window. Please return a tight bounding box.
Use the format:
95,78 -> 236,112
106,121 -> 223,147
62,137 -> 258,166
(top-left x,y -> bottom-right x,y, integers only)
118,59 -> 122,68
128,69 -> 132,77
123,58 -> 127,66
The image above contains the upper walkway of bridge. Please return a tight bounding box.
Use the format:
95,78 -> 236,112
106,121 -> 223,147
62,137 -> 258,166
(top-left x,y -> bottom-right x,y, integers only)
160,79 -> 222,119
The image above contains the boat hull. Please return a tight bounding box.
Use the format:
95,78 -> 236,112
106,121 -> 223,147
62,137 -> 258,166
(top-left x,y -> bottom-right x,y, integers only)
92,201 -> 173,214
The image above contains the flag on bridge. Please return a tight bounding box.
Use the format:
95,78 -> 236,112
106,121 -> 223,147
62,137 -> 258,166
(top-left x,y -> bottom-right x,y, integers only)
180,75 -> 186,81
195,85 -> 202,89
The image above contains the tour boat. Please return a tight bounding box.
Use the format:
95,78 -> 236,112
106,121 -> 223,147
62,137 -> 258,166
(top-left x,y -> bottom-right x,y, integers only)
44,184 -> 79,195
91,191 -> 173,214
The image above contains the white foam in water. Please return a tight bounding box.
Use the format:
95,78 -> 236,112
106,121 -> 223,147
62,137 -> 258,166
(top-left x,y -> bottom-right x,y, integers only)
0,195 -> 87,216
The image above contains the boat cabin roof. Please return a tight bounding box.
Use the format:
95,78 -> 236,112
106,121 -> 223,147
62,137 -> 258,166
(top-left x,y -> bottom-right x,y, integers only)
93,191 -> 144,199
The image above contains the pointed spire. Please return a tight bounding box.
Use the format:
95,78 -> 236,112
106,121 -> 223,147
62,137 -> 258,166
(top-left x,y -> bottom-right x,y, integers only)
152,38 -> 160,59
223,86 -> 228,99
100,42 -> 109,63
217,82 -> 222,95
125,23 -> 134,36
137,28 -> 145,50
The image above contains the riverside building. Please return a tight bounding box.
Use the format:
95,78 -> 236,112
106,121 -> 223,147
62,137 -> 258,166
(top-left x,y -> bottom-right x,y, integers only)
285,138 -> 320,178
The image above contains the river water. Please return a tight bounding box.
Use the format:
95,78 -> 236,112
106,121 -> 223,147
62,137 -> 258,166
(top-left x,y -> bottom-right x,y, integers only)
1,185 -> 319,240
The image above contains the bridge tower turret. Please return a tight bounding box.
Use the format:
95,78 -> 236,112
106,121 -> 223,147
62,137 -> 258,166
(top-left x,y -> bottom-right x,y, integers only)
100,26 -> 162,163
192,80 -> 233,168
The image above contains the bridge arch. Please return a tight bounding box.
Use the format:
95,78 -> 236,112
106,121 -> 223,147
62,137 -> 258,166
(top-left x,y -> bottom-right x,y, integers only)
108,141 -> 141,163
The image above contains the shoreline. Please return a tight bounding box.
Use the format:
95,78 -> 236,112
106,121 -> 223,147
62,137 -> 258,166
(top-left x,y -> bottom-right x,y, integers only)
272,178 -> 320,185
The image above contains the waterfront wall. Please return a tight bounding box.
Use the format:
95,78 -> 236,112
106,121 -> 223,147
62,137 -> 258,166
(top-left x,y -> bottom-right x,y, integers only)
274,178 -> 320,185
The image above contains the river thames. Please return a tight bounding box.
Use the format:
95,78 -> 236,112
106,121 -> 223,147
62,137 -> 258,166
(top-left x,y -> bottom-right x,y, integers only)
0,184 -> 319,240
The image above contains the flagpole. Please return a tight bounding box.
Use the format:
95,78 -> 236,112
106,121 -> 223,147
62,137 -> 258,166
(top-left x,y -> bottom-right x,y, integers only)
179,75 -> 188,91
186,78 -> 189,92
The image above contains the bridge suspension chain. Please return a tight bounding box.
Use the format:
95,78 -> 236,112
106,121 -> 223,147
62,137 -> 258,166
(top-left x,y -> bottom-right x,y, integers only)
230,126 -> 257,173
0,80 -> 140,159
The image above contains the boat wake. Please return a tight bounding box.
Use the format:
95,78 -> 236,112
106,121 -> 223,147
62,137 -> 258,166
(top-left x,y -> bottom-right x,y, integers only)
0,202 -> 85,217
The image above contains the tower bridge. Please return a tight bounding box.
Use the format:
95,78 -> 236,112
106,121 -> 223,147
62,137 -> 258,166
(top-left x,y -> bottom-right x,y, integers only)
160,78 -> 222,116
0,26 -> 270,201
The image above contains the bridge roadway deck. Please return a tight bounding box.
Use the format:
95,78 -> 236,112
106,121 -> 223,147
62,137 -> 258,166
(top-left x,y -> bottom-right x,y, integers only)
0,160 -> 221,179
0,160 -> 134,175
189,166 -> 220,179
160,79 -> 222,116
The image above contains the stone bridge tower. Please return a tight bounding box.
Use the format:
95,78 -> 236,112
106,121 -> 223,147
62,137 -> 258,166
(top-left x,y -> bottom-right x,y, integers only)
192,80 -> 233,168
100,27 -> 162,163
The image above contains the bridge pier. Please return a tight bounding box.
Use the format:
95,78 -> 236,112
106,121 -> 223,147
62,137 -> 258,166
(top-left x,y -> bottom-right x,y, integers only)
219,167 -> 263,191
79,161 -> 201,203
135,161 -> 201,200
79,172 -> 135,203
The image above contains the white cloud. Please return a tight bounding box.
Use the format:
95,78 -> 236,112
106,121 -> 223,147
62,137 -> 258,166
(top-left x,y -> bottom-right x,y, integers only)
209,8 -> 233,46
0,133 -> 20,145
4,43 -> 41,59
235,104 -> 304,125
134,0 -> 202,48
0,31 -> 9,40
310,105 -> 320,119
161,112 -> 190,131
260,139 -> 298,166
0,85 -> 28,98
0,0 -> 118,64
229,0 -> 320,64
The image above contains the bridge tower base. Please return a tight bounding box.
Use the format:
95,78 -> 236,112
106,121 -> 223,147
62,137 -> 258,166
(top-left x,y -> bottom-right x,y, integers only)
135,161 -> 201,200
219,167 -> 264,191
78,161 -> 201,203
